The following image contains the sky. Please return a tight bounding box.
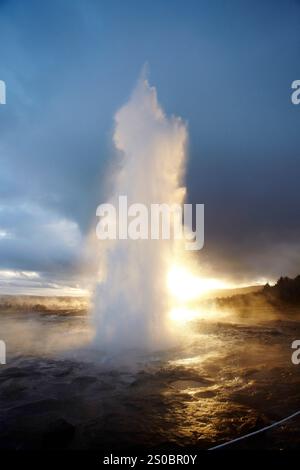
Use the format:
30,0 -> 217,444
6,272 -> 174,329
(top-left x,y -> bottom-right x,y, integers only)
0,0 -> 300,294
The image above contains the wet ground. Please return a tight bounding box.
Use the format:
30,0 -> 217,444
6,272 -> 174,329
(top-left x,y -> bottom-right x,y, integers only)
0,308 -> 300,451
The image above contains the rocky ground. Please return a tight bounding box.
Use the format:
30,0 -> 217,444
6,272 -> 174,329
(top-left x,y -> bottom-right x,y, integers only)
1,306 -> 300,451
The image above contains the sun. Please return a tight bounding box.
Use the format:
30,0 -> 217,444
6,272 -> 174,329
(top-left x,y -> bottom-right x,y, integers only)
166,264 -> 232,324
167,264 -> 229,302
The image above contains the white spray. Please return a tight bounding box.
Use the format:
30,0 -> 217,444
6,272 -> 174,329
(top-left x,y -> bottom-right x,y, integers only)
92,75 -> 188,352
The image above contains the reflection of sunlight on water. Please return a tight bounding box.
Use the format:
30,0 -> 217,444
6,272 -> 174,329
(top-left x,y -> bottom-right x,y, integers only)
167,332 -> 225,375
160,325 -> 261,446
169,353 -> 214,367
169,307 -> 199,323
168,306 -> 230,324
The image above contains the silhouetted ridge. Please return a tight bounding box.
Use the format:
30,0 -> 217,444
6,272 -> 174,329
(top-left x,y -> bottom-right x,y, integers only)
210,274 -> 300,316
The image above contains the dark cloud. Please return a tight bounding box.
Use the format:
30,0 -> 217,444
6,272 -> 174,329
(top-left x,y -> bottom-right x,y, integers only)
0,0 -> 300,291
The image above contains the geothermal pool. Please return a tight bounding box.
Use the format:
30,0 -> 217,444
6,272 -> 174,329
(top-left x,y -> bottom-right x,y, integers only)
1,307 -> 300,451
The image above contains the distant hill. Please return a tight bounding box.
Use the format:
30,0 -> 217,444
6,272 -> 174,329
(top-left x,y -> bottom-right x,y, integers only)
201,284 -> 263,300
210,275 -> 300,316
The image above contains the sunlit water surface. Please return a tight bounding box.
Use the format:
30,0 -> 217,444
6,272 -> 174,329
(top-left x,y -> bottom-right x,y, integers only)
0,308 -> 300,450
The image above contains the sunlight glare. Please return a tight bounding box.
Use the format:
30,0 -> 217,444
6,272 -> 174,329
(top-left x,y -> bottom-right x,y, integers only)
167,264 -> 229,301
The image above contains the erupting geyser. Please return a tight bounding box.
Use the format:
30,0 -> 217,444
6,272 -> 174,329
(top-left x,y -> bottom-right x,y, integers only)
92,75 -> 188,352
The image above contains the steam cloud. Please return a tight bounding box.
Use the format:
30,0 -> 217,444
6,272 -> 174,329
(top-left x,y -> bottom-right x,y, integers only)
92,75 -> 188,352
